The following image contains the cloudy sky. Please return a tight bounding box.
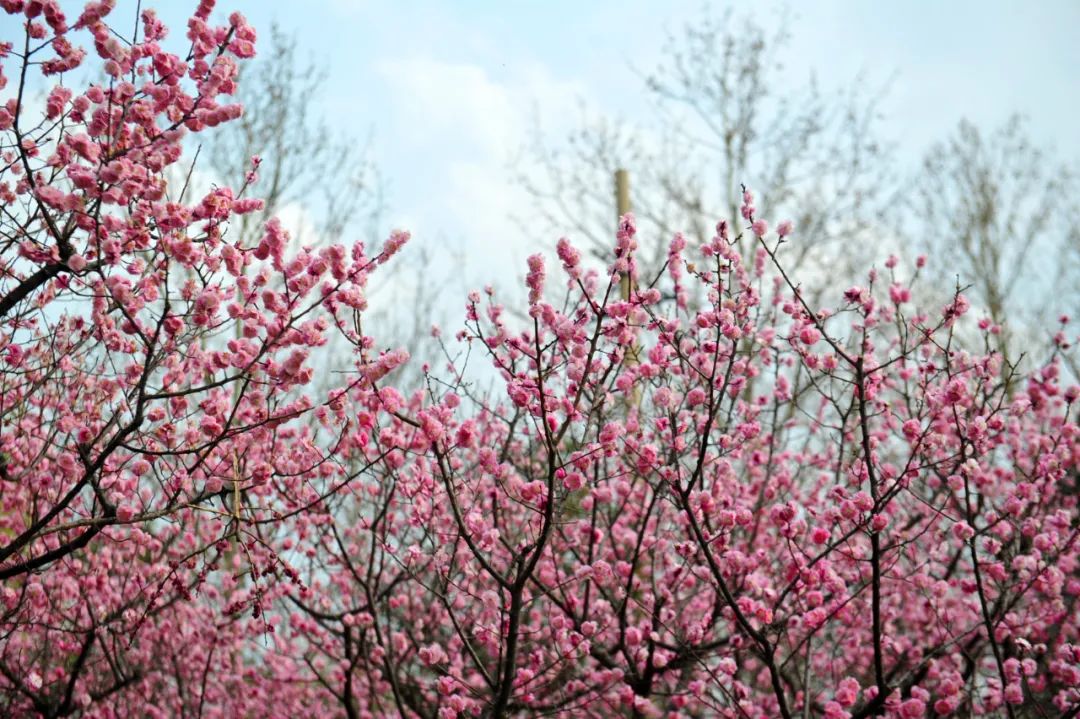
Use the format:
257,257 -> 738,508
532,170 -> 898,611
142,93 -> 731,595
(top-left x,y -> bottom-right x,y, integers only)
207,1 -> 1078,232
5,1 -> 1078,325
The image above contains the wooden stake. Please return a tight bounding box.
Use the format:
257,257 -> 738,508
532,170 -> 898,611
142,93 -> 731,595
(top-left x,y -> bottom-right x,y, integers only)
615,169 -> 631,301
615,169 -> 642,408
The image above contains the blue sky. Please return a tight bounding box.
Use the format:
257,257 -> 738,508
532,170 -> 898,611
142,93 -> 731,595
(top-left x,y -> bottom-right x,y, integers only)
4,1 -> 1079,313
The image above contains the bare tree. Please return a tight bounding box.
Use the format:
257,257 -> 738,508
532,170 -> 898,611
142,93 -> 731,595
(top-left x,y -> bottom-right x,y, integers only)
519,10 -> 895,289
200,25 -> 383,247
904,116 -> 1079,356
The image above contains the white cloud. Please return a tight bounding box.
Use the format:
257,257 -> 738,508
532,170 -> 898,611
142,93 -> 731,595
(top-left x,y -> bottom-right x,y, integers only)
374,56 -> 588,287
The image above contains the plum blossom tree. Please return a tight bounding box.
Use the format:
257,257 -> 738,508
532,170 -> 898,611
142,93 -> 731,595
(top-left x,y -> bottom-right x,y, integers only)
1,3 -> 1079,719
282,194 -> 1080,717
0,1 -> 408,715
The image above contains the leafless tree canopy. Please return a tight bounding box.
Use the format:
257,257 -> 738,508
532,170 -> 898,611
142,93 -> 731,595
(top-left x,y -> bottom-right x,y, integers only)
201,25 -> 383,247
905,117 -> 1079,342
519,11 -> 895,286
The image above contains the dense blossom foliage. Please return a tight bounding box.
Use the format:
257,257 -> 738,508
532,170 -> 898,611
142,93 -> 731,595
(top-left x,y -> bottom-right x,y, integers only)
1,3 -> 1078,718
0,2 -> 406,715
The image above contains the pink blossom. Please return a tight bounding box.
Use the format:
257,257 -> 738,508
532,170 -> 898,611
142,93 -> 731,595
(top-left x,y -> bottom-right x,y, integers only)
526,253 -> 545,306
